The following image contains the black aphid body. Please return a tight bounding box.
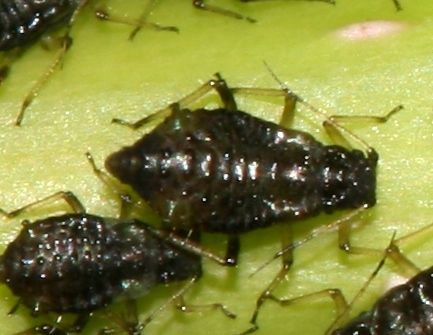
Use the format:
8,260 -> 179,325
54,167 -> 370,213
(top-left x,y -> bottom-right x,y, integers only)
106,108 -> 377,234
0,213 -> 201,315
333,266 -> 433,335
0,0 -> 79,50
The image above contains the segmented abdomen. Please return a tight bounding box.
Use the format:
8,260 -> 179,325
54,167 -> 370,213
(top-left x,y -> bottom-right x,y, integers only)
333,266 -> 433,335
106,108 -> 327,233
0,0 -> 78,50
0,214 -> 202,314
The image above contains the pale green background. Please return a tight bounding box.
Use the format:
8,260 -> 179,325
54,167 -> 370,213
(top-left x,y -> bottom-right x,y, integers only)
0,0 -> 432,334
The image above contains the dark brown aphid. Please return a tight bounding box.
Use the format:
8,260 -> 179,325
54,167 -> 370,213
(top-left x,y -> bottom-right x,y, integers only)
106,73 -> 386,262
333,269 -> 433,335
0,192 -> 234,334
331,225 -> 433,335
102,73 -> 400,333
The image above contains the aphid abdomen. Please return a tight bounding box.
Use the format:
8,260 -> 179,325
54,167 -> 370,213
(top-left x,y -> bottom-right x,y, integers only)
1,214 -> 125,314
333,267 -> 433,335
0,0 -> 78,50
114,221 -> 202,285
106,108 -> 327,233
0,214 -> 203,315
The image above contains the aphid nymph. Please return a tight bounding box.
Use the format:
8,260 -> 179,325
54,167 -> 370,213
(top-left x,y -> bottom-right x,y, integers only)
99,71 -> 400,333
0,191 -> 235,334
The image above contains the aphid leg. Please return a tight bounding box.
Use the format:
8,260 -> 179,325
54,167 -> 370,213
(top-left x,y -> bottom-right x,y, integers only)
0,191 -> 85,219
322,105 -> 403,156
192,0 -> 256,23
325,233 -> 395,334
251,207 -> 370,277
228,86 -> 300,128
241,227 -> 294,334
149,228 -> 238,266
240,0 -> 335,4
278,91 -> 297,127
260,62 -> 402,155
267,289 -> 349,335
95,2 -> 179,40
113,73 -> 238,129
140,276 -> 235,330
7,300 -> 21,315
86,152 -> 133,219
336,209 -> 383,257
384,222 -> 433,277
225,235 -> 241,265
247,209 -> 382,332
15,0 -> 91,126
15,35 -> 72,126
174,292 -> 237,319
100,299 -> 141,335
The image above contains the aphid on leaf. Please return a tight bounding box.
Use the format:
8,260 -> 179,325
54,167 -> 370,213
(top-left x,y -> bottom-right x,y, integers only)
0,191 -> 235,334
330,223 -> 433,335
95,69 -> 400,334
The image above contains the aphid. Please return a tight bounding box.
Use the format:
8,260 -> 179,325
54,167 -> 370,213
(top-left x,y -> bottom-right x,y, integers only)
0,0 -> 86,125
97,71 -> 400,333
331,224 -> 433,335
0,191 -> 235,334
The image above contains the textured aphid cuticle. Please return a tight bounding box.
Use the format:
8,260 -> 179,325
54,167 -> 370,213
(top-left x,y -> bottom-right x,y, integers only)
333,266 -> 433,335
0,0 -> 79,50
107,107 -> 377,234
1,214 -> 201,318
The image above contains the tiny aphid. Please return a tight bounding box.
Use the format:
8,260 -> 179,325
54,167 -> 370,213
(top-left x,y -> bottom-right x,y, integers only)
0,191 -> 235,334
97,71 -> 400,333
331,224 -> 433,335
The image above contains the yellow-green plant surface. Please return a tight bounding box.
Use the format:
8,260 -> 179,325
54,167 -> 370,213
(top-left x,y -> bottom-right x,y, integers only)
0,0 -> 432,334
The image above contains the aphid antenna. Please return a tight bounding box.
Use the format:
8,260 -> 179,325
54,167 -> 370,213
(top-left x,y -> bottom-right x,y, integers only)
249,206 -> 367,278
262,61 -> 401,155
324,231 -> 396,334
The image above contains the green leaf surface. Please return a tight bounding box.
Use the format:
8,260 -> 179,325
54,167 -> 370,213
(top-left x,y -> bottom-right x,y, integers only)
0,1 -> 432,334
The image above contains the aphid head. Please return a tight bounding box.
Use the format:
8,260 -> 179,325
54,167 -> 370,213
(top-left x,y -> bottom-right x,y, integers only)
105,147 -> 145,187
322,146 -> 377,212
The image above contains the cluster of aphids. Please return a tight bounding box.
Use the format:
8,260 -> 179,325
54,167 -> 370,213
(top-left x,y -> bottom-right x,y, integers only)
0,1 -> 418,335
